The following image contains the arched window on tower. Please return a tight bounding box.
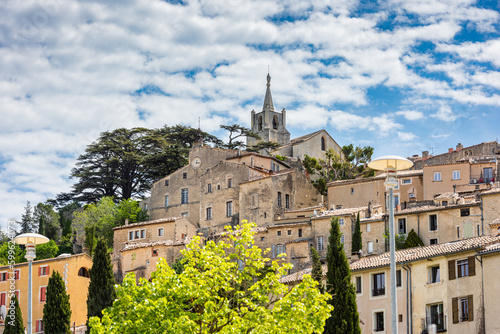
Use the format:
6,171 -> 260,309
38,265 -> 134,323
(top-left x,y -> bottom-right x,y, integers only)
321,136 -> 326,151
78,267 -> 90,278
258,116 -> 263,131
272,115 -> 278,130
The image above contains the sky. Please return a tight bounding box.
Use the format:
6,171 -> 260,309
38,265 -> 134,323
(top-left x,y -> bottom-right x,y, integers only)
1,0 -> 500,227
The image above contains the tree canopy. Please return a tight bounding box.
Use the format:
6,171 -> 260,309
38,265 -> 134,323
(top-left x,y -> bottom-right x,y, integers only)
43,271 -> 72,334
3,294 -> 24,334
89,223 -> 332,334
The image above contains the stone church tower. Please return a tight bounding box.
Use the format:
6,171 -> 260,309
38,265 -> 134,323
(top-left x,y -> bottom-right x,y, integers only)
247,74 -> 291,148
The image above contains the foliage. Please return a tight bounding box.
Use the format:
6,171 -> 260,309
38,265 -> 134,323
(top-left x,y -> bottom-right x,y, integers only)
86,239 -> 116,334
85,225 -> 96,256
57,235 -> 74,256
0,230 -> 10,246
0,243 -> 26,265
32,240 -> 59,261
3,294 -> 24,334
311,246 -> 323,292
220,124 -> 261,150
246,140 -> 281,153
171,256 -> 185,275
274,155 -> 287,161
19,201 -> 36,234
57,125 -> 221,205
324,217 -> 361,334
58,202 -> 80,237
89,223 -> 332,334
43,270 -> 72,334
115,199 -> 149,226
351,213 -> 362,254
34,203 -> 61,241
404,229 -> 424,249
383,229 -> 407,250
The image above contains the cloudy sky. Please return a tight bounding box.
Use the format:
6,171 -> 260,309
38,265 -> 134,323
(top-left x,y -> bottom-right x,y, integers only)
1,0 -> 500,227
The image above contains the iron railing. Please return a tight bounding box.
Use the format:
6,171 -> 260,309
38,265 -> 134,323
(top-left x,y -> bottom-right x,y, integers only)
421,314 -> 447,333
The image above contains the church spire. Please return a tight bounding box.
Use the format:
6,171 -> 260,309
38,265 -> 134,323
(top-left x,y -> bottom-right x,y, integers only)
262,73 -> 275,112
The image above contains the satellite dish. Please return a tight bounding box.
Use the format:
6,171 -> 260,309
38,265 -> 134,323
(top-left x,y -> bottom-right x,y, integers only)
0,304 -> 7,320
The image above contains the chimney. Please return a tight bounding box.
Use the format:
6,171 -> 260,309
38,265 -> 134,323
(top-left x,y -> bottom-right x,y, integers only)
422,150 -> 429,159
456,143 -> 463,151
125,218 -> 129,226
448,148 -> 454,153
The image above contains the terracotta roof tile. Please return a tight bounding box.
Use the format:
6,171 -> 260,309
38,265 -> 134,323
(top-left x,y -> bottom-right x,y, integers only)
113,217 -> 184,230
122,238 -> 191,251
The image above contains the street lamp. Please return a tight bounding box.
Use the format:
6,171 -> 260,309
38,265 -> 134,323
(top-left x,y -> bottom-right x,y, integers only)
14,233 -> 49,334
368,155 -> 413,334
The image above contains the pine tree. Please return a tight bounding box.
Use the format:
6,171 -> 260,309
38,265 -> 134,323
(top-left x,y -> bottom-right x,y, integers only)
43,270 -> 72,334
4,294 -> 24,334
20,201 -> 36,234
404,229 -> 424,248
310,246 -> 323,292
86,239 -> 116,333
324,217 -> 361,334
351,213 -> 362,254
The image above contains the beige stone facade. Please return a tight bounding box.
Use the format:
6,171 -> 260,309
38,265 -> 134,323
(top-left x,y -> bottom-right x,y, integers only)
0,253 -> 92,333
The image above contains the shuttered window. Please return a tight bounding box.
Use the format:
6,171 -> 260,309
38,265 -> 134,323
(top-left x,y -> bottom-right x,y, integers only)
452,295 -> 473,323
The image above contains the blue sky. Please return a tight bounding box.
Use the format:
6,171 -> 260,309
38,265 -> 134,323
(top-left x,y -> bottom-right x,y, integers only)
1,0 -> 500,227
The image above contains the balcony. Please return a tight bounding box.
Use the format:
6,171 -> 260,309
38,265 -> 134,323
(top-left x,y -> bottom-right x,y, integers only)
470,175 -> 495,184
372,287 -> 385,297
421,315 -> 447,333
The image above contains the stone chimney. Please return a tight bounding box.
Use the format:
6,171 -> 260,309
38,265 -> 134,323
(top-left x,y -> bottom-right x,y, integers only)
448,148 -> 454,153
456,143 -> 463,151
125,218 -> 129,226
422,150 -> 429,159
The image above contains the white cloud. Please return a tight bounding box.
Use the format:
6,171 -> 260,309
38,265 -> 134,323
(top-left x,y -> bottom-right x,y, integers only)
431,105 -> 460,122
396,110 -> 425,120
397,132 -> 418,141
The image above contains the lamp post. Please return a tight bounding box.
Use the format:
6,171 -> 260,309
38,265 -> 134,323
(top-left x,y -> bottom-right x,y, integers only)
368,156 -> 413,334
14,233 -> 49,334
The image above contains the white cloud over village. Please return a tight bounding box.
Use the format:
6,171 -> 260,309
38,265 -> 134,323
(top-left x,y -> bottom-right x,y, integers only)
1,0 -> 499,226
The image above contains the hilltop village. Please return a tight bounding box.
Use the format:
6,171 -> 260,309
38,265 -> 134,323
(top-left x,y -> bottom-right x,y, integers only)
2,76 -> 500,333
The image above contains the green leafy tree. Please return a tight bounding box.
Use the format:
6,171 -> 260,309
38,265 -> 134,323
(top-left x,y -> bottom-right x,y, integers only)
58,202 -> 80,237
86,239 -> 116,334
115,199 -> 148,226
311,246 -> 323,292
351,213 -> 362,254
0,230 -> 10,246
404,229 -> 424,248
34,203 -> 61,241
57,235 -> 74,256
43,271 -> 72,334
324,217 -> 361,334
84,225 -> 96,256
89,223 -> 332,334
0,243 -> 26,265
4,294 -> 24,334
32,240 -> 59,261
383,229 -> 407,250
220,124 -> 261,150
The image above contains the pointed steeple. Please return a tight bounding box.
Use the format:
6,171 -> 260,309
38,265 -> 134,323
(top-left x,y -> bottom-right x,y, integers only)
262,73 -> 275,112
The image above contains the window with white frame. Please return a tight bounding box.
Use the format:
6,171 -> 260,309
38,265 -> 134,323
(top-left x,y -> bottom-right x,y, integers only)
429,265 -> 440,283
452,170 -> 460,180
129,229 -> 146,241
340,235 -> 345,244
181,188 -> 189,204
276,244 -> 285,256
402,178 -> 412,184
355,276 -> 362,294
164,195 -> 169,207
372,273 -> 385,297
181,212 -> 188,217
398,218 -> 406,234
339,218 -> 344,225
367,224 -> 371,232
317,236 -> 324,251
227,178 -> 233,188
367,241 -> 374,253
374,311 -> 385,331
434,172 -> 442,181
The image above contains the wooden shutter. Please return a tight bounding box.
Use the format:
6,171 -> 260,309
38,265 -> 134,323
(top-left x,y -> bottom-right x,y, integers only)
468,256 -> 476,277
452,297 -> 459,323
468,295 -> 474,321
271,244 -> 275,259
14,270 -> 19,280
38,267 -> 41,276
283,244 -> 287,256
47,265 -> 50,275
448,260 -> 456,280
0,292 -> 6,306
36,320 -> 39,332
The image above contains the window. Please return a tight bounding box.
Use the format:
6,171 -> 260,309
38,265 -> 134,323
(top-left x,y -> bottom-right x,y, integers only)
258,116 -> 262,130
0,272 -> 6,281
78,267 -> 89,278
141,229 -> 145,239
372,273 -> 385,296
460,208 -> 470,217
367,224 -> 371,232
429,214 -> 438,231
457,226 -> 460,238
442,200 -> 448,206
434,172 -> 442,181
261,237 -> 265,241
374,311 -> 384,332
298,229 -> 302,238
181,212 -> 188,217
165,195 -> 169,207
164,180 -> 169,186
182,172 -> 187,179
477,224 -> 480,236
277,231 -> 282,236
367,241 -> 374,253
39,266 -> 49,277
453,170 -> 460,180
398,218 -> 406,234
449,257 -> 475,280
427,303 -> 445,331
152,249 -> 158,257
36,319 -> 44,333
181,188 -> 189,204
206,207 -> 212,220
227,178 -> 232,188
351,188 -> 354,195
287,230 -> 292,236
135,230 -> 140,239
355,276 -> 362,294
396,270 -> 402,287
277,192 -> 282,206
129,231 -> 133,240
430,238 -> 438,245
272,115 -> 278,130
158,228 -> 164,237
285,194 -> 290,209
429,265 -> 440,283
402,178 -> 411,184
339,218 -> 344,226
207,183 -> 212,193
317,236 -> 324,251
321,136 -> 325,151
276,244 -> 285,256
340,235 -> 345,244
452,296 -> 473,323
251,194 -> 259,208
13,270 -> 20,280
226,201 -> 233,217
394,194 -> 400,206
484,167 -> 493,182
40,286 -> 47,302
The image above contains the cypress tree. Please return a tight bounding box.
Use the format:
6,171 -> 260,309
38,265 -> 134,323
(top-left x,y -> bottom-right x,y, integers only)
404,229 -> 424,248
351,213 -> 362,254
86,239 -> 116,333
4,294 -> 24,334
43,270 -> 72,334
310,246 -> 323,292
324,217 -> 361,334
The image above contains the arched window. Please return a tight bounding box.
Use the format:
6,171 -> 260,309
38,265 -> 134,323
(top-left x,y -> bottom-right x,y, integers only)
272,115 -> 278,130
258,116 -> 263,131
321,136 -> 326,151
78,267 -> 89,278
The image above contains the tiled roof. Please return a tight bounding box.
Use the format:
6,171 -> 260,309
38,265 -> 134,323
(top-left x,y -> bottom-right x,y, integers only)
490,218 -> 500,226
268,221 -> 311,229
360,214 -> 385,223
312,206 -> 369,218
480,187 -> 500,196
226,152 -> 291,168
395,201 -> 479,215
122,238 -> 191,251
0,253 -> 92,270
286,237 -> 313,245
327,169 -> 423,187
285,205 -> 324,213
113,217 -> 183,230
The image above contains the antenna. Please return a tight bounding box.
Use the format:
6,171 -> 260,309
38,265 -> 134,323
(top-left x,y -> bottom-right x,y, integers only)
429,147 -> 436,155
268,65 -> 269,74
